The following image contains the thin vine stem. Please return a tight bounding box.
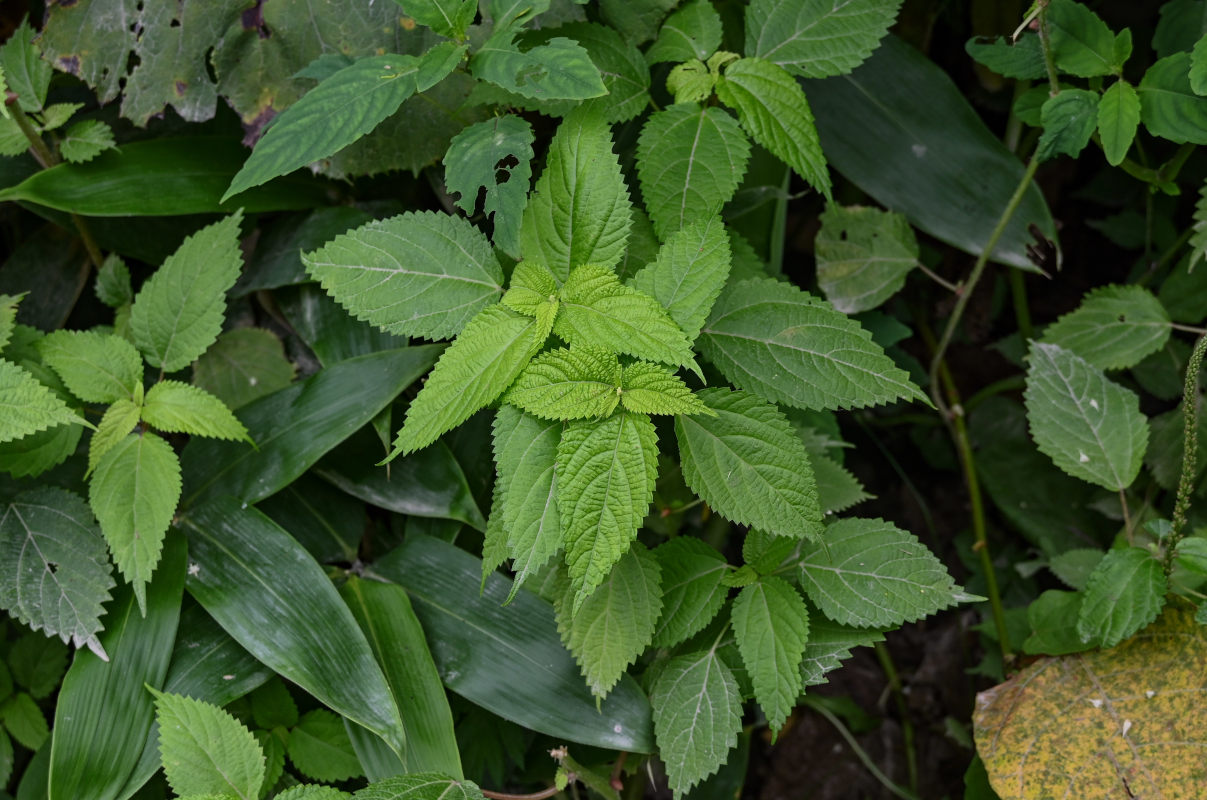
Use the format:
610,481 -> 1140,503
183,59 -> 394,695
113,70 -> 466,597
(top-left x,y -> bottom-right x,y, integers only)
481,787 -> 561,800
1036,1 -> 1061,97
873,642 -> 918,795
1166,334 -> 1207,574
801,697 -> 920,800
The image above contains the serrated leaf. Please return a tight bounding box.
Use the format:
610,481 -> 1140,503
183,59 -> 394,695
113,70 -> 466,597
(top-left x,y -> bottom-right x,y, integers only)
401,0 -> 476,39
96,254 -> 133,308
278,785 -> 352,800
520,108 -> 633,282
965,34 -> 1046,80
652,537 -> 729,648
676,387 -> 822,539
287,709 -> 363,783
89,432 -> 182,614
1047,0 -> 1122,78
555,264 -> 696,370
0,416 -> 82,478
666,60 -> 716,104
716,57 -> 830,198
89,398 -> 142,475
1040,284 -> 1171,370
555,542 -> 661,698
59,120 -> 116,164
353,773 -> 485,800
699,277 -> 928,411
0,691 -> 47,750
0,359 -> 84,444
0,293 -> 20,354
798,517 -> 963,628
808,451 -> 871,514
618,361 -> 709,416
0,488 -> 114,648
800,608 -> 884,688
651,649 -> 742,795
129,213 -> 244,372
647,0 -> 722,64
1190,182 -> 1207,272
815,204 -> 919,314
443,116 -> 534,258
141,381 -> 251,443
38,329 -> 144,404
731,577 -> 808,733
1097,80 -> 1140,167
0,19 -> 50,112
746,0 -> 902,79
1076,547 -> 1167,648
630,217 -> 731,343
1036,89 -> 1100,162
502,261 -> 559,317
151,689 -> 265,800
1193,32 -> 1207,94
557,411 -> 658,609
636,104 -> 750,240
559,23 -> 652,124
303,211 -> 505,341
1138,53 -> 1207,145
392,305 -> 539,456
1024,342 -> 1148,490
472,29 -> 606,102
503,346 -> 621,420
192,328 -> 296,411
224,47 -> 463,200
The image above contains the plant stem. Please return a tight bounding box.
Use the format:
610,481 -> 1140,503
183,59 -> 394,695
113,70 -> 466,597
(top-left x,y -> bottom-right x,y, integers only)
1037,2 -> 1061,97
1166,334 -> 1207,574
1008,269 -> 1034,341
1119,488 -> 1133,545
916,261 -> 960,293
801,697 -> 920,800
481,787 -> 562,800
609,752 -> 627,792
1170,323 -> 1207,335
873,641 -> 918,795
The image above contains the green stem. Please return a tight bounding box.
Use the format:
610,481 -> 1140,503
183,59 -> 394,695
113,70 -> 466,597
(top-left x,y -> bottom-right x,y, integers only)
1119,488 -> 1133,545
801,697 -> 920,800
1037,2 -> 1061,97
1166,334 -> 1207,574
916,261 -> 960,293
481,788 -> 561,800
873,642 -> 918,795
1171,323 -> 1207,335
1008,268 -> 1034,341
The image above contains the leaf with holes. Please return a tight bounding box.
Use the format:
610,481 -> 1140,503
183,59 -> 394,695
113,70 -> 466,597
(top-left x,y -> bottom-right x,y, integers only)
1040,285 -> 1171,371
814,204 -> 919,314
443,116 -> 534,258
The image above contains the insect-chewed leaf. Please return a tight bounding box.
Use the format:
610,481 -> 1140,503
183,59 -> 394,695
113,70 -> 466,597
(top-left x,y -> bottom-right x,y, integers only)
558,411 -> 658,610
521,107 -> 632,282
798,517 -> 965,628
129,212 -> 243,372
150,688 -> 265,800
699,277 -> 928,411
0,487 -> 114,647
1040,285 -> 1171,370
38,329 -> 143,404
89,398 -> 141,475
731,577 -> 809,734
303,211 -> 505,341
1024,342 -> 1148,490
676,387 -> 822,539
814,204 -> 919,314
391,305 -> 540,457
636,104 -> 750,239
0,359 -> 86,444
503,346 -> 621,420
745,0 -> 903,79
1076,547 -> 1167,648
141,381 -> 251,443
444,116 -> 534,258
555,542 -> 661,698
715,57 -> 830,198
353,773 -> 486,800
652,537 -> 729,648
556,264 -> 696,371
630,217 -> 731,343
619,361 -> 709,416
651,649 -> 742,796
89,432 -> 182,615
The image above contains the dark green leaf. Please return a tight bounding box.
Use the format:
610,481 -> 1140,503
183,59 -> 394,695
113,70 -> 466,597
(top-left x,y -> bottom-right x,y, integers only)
1076,547 -> 1166,647
471,29 -> 605,102
647,0 -> 722,64
1047,0 -> 1124,77
1138,52 -> 1207,144
7,633 -> 69,700
276,284 -> 408,368
651,649 -> 741,795
652,538 -> 729,648
287,709 -> 363,783
814,204 -> 918,314
1097,80 -> 1140,166
965,34 -> 1046,80
353,773 -> 484,800
400,0 -> 477,39
1036,89 -> 1100,162
745,0 -> 902,78
443,116 -> 534,258
192,328 -> 296,411
0,19 -> 51,112
235,208 -> 375,296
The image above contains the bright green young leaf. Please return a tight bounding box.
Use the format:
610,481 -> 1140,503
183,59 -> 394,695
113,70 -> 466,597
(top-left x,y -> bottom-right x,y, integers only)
39,102 -> 82,131
0,293 -> 20,353
1047,0 -> 1124,77
151,689 -> 265,800
224,46 -> 464,200
618,361 -> 710,416
472,28 -> 606,102
192,328 -> 296,411
354,773 -> 485,800
391,305 -> 539,456
503,346 -> 622,420
502,261 -> 559,318
555,542 -> 662,698
1036,89 -> 1100,162
676,387 -> 822,540
0,19 -> 50,112
558,410 -> 658,609
630,217 -> 731,342
129,213 -> 244,372
666,59 -> 716,104
89,432 -> 182,614
731,577 -> 808,734
798,517 -> 965,628
288,709 -> 363,783
0,488 -> 115,648
1076,547 -> 1167,648
400,0 -> 476,39
37,329 -> 143,404
814,204 -> 919,313
651,649 -> 742,796
1138,53 -> 1207,145
0,359 -> 87,443
1040,284 -> 1171,370
303,211 -> 505,341
555,264 -> 696,370
716,57 -> 830,198
647,0 -> 722,64
141,381 -> 251,443
636,104 -> 750,239
520,108 -> 633,282
699,278 -> 928,411
746,0 -> 902,78
60,120 -> 116,164
96,254 -> 134,308
652,538 -> 729,648
1024,342 -> 1148,490
443,116 -> 534,258
492,406 -> 563,597
89,398 -> 142,475
1097,80 -> 1140,166
965,34 -> 1046,80
800,608 -> 885,688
